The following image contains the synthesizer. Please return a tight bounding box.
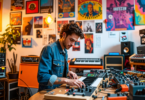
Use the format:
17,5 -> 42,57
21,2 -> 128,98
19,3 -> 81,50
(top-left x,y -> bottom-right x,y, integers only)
130,54 -> 145,63
70,58 -> 102,65
44,77 -> 103,100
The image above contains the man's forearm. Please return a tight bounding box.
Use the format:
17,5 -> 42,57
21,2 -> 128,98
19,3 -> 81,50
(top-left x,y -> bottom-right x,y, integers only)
54,77 -> 68,84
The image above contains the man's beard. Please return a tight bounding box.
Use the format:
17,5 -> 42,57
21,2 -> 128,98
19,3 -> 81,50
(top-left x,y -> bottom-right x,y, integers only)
62,38 -> 66,49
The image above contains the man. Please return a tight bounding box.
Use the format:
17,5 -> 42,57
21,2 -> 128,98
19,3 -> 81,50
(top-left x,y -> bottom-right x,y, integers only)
83,3 -> 98,17
38,23 -> 85,91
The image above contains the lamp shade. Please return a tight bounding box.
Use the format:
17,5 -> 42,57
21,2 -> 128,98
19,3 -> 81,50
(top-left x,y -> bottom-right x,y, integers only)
45,14 -> 53,24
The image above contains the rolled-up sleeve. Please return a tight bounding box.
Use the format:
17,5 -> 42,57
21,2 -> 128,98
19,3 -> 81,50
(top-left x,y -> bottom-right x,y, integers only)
37,46 -> 57,86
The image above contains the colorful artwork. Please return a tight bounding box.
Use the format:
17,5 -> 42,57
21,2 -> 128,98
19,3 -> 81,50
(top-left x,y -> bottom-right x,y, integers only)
40,0 -> 53,13
0,0 -> 2,32
34,16 -> 43,28
57,20 -> 68,33
96,23 -> 102,33
36,29 -> 42,38
58,0 -> 75,18
11,0 -> 24,11
135,0 -> 145,25
22,17 -> 33,35
48,34 -> 56,44
76,21 -> 82,30
78,0 -> 102,20
22,38 -> 32,48
12,27 -> 21,44
84,34 -> 93,53
10,12 -> 22,25
72,41 -> 80,51
106,0 -> 134,31
43,18 -> 49,28
83,21 -> 94,32
26,0 -> 39,14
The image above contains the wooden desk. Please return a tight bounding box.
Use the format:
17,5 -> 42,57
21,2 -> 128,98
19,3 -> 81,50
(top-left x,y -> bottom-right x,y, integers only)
69,65 -> 103,71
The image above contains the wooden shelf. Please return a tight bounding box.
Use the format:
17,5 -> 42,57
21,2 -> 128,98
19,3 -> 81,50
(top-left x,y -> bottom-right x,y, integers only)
0,89 -> 4,91
0,95 -> 4,98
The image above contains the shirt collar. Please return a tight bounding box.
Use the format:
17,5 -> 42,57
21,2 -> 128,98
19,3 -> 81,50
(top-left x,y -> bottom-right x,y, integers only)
56,39 -> 67,54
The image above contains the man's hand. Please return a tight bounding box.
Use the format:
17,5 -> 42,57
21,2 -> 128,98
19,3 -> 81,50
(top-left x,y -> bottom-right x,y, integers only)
68,71 -> 78,79
64,79 -> 85,88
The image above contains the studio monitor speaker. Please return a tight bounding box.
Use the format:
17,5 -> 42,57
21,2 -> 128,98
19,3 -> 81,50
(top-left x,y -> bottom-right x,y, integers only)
121,41 -> 134,56
104,55 -> 125,70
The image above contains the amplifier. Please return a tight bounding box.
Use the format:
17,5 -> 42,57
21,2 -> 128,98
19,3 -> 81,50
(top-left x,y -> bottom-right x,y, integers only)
21,56 -> 40,63
0,53 -> 6,66
104,55 -> 125,70
70,58 -> 102,65
0,67 -> 6,78
137,46 -> 145,54
130,54 -> 145,63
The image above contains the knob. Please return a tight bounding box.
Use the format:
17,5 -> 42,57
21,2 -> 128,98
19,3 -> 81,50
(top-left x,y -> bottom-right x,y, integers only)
81,89 -> 84,92
89,88 -> 92,92
82,93 -> 85,97
117,93 -> 120,96
107,93 -> 110,96
67,92 -> 70,95
73,93 -> 75,96
134,83 -> 138,86
78,88 -> 81,92
92,95 -> 97,99
82,85 -> 84,88
71,88 -> 74,92
86,87 -> 88,91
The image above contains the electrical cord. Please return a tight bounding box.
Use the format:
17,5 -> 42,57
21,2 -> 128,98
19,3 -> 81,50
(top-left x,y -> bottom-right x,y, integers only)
18,78 -> 33,96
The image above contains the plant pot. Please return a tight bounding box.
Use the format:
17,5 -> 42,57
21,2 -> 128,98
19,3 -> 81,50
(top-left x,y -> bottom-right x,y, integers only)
8,72 -> 19,79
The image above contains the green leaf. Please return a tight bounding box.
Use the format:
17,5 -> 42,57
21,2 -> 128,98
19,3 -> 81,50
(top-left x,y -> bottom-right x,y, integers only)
13,35 -> 16,40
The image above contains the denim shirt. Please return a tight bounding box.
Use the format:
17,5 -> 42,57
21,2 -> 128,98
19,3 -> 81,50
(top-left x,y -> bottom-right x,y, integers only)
37,40 -> 69,91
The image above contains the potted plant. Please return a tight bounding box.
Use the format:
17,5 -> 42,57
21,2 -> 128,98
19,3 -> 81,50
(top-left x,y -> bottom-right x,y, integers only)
0,24 -> 20,52
7,52 -> 18,79
0,24 -> 20,79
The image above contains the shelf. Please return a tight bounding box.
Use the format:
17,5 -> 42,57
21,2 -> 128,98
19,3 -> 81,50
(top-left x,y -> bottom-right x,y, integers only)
0,96 -> 4,98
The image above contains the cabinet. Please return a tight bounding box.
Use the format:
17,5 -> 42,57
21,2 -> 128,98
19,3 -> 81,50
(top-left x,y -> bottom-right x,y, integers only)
0,78 -> 6,100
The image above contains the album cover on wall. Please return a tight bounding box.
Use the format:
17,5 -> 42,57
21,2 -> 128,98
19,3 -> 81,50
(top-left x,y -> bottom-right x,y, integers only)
36,29 -> 42,38
96,23 -> 102,33
43,18 -> 49,28
106,0 -> 134,31
58,0 -> 75,18
12,27 -> 21,44
83,21 -> 94,32
48,34 -> 56,44
40,0 -> 53,13
78,0 -> 102,20
22,38 -> 32,48
76,21 -> 82,30
135,0 -> 145,25
57,20 -> 68,33
84,34 -> 93,53
26,0 -> 39,14
34,16 -> 43,28
22,17 -> 33,35
10,12 -> 22,25
11,0 -> 24,11
72,41 -> 80,51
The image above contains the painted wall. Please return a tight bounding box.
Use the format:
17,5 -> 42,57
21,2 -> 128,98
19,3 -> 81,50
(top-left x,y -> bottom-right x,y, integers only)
0,0 -> 144,73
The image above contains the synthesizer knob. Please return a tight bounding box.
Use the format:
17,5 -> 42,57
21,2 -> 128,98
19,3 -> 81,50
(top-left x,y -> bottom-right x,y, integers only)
92,95 -> 97,99
81,89 -> 84,93
78,88 -> 81,92
71,88 -> 74,92
82,85 -> 84,88
73,93 -> 75,96
107,93 -> 110,96
86,87 -> 88,91
68,89 -> 71,92
117,93 -> 120,96
142,88 -> 145,95
134,82 -> 138,86
67,92 -> 70,95
82,93 -> 85,97
89,88 -> 92,92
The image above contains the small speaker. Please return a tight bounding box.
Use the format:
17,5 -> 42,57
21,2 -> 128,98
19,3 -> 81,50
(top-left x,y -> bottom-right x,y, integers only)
104,55 -> 125,70
121,41 -> 134,56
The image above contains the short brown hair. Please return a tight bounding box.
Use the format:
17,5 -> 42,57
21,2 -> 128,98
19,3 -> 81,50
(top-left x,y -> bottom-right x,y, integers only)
60,23 -> 84,39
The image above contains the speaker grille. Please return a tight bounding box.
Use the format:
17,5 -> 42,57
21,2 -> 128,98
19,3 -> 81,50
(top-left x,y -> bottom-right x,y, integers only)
107,58 -> 122,64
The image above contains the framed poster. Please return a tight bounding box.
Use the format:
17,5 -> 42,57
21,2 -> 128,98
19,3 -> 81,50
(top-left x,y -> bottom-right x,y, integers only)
22,38 -> 32,48
135,0 -> 145,25
141,36 -> 145,45
72,41 -> 80,51
57,20 -> 68,34
10,12 -> 22,25
43,18 -> 49,28
11,0 -> 24,11
36,29 -> 42,38
106,0 -> 134,31
26,0 -> 39,14
22,17 -> 33,35
84,34 -> 93,53
12,27 -> 21,44
78,0 -> 102,20
34,16 -> 43,28
83,21 -> 94,32
96,23 -> 102,33
0,0 -> 2,32
40,0 -> 53,13
48,34 -> 56,44
58,0 -> 75,18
